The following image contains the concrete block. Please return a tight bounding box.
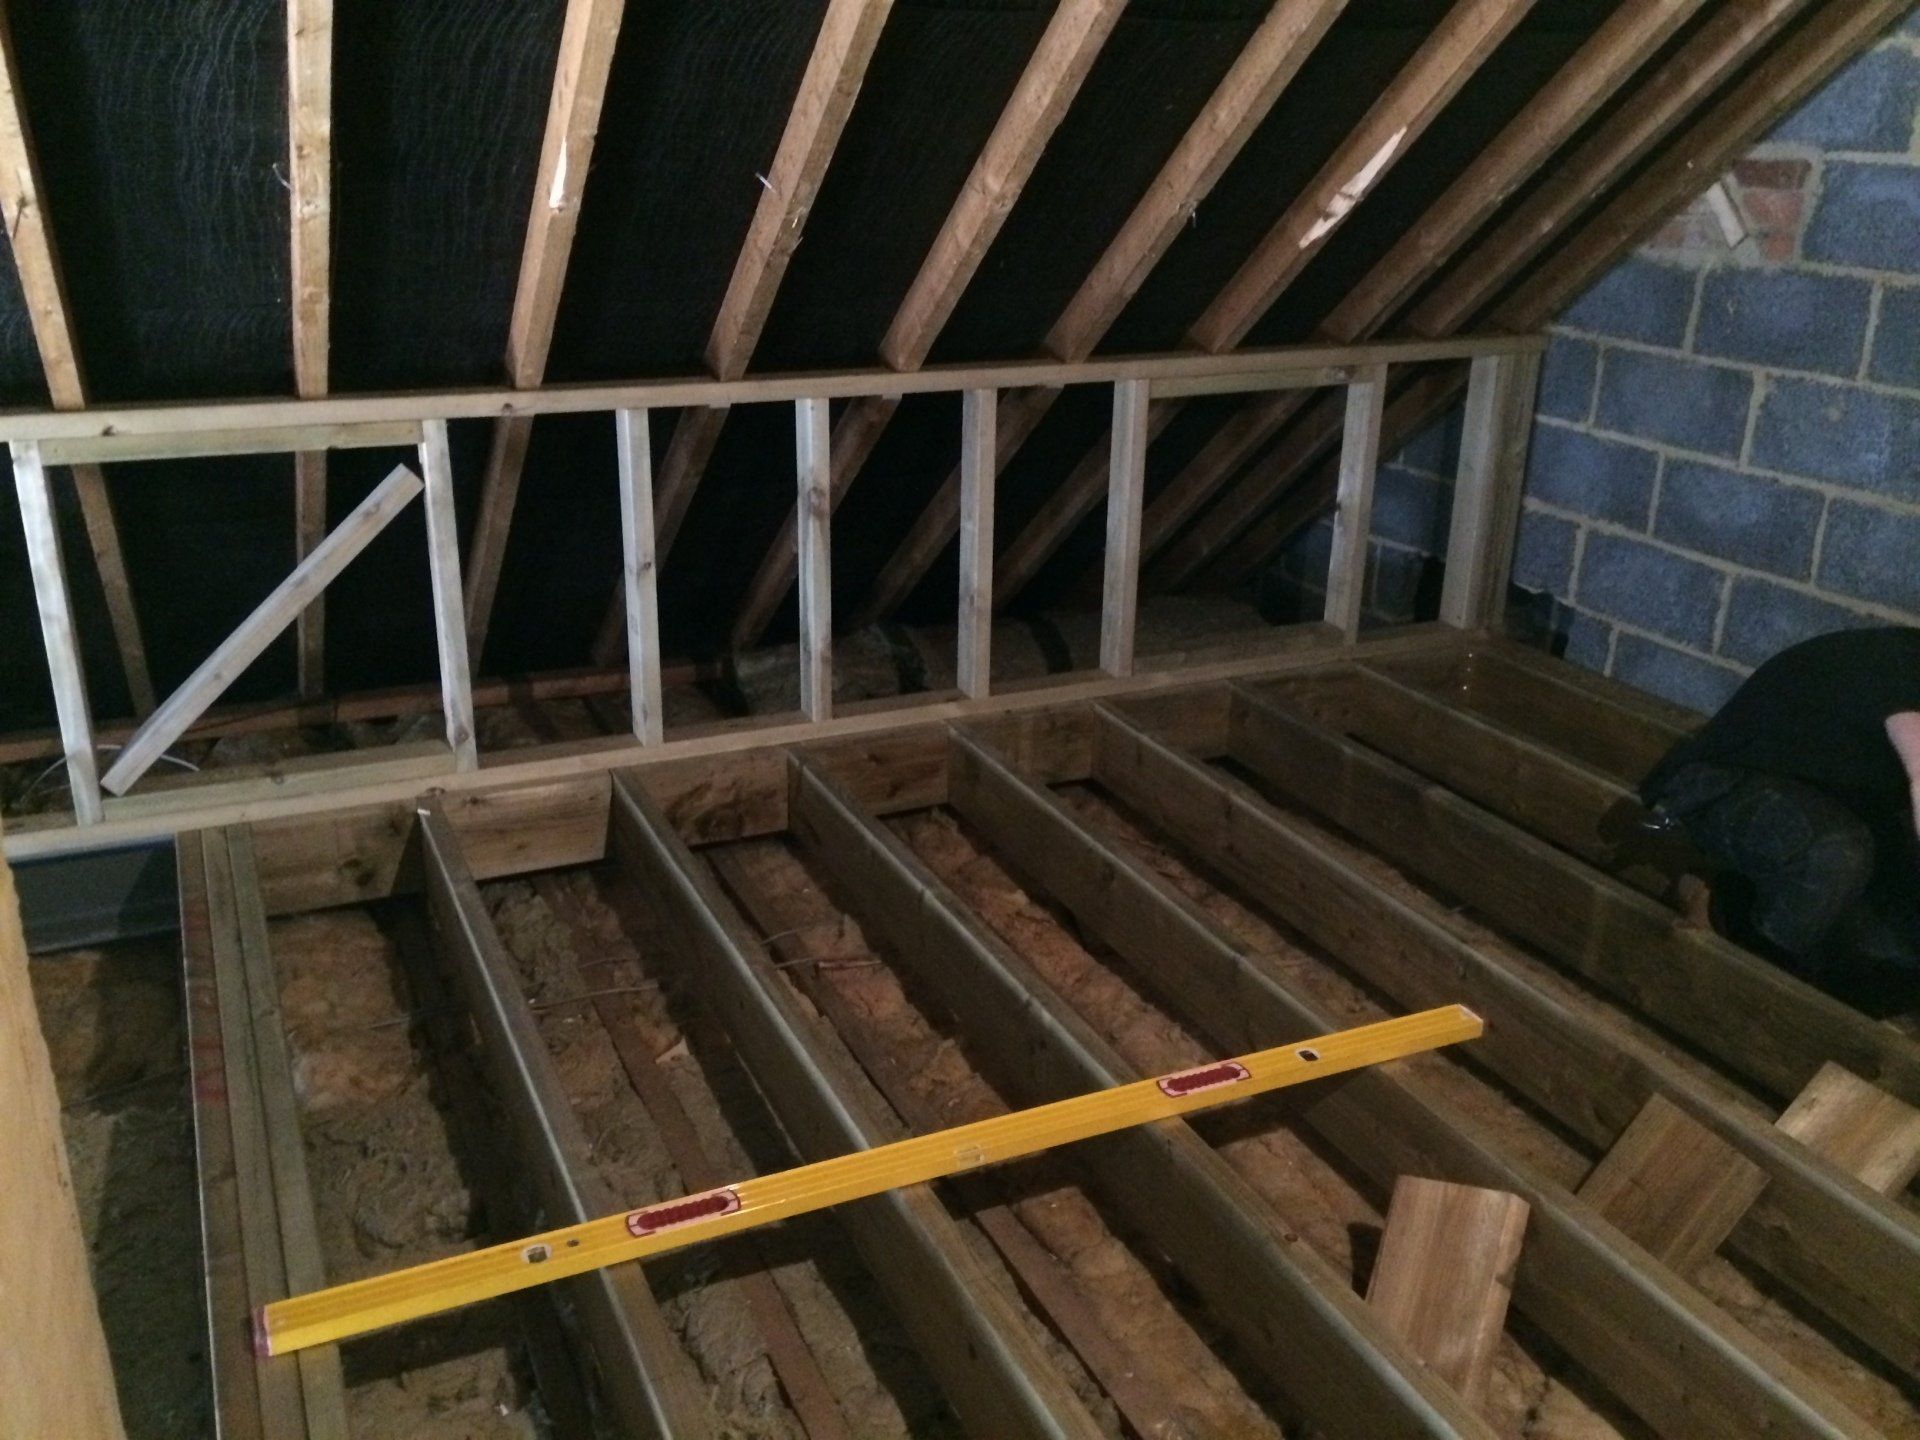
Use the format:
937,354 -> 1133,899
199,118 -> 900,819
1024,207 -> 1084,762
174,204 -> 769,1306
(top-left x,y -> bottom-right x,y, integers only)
1613,634 -> 1744,714
1751,376 -> 1920,502
1393,406 -> 1464,478
1575,532 -> 1726,648
1817,500 -> 1920,614
1254,568 -> 1324,625
1720,576 -> 1877,666
1653,460 -> 1823,578
1282,517 -> 1335,583
1369,542 -> 1429,621
1563,608 -> 1614,672
1512,507 -> 1578,596
1525,424 -> 1659,528
1595,350 -> 1754,459
1560,258 -> 1698,347
1370,465 -> 1452,552
1769,47 -> 1920,152
1695,269 -> 1871,378
1869,285 -> 1920,388
1805,162 -> 1920,274
1538,334 -> 1599,422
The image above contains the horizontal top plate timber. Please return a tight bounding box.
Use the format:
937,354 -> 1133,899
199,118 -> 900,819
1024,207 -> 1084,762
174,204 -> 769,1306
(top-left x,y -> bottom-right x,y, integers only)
36,418 -> 425,468
1089,699 -> 1920,1387
938,722 -> 1881,1440
3,622 -> 1465,870
0,334 -> 1541,446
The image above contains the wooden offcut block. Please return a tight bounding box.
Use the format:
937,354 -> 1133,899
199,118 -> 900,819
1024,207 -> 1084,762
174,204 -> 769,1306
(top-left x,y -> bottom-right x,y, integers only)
1776,1062 -> 1920,1197
1365,1176 -> 1531,1412
1578,1094 -> 1767,1276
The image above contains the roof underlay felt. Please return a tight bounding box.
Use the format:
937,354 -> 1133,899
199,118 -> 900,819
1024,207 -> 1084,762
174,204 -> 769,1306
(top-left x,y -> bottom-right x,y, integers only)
0,0 -> 1861,729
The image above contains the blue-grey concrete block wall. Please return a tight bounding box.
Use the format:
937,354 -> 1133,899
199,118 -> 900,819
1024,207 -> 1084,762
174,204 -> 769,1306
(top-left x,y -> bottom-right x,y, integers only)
1262,17 -> 1920,715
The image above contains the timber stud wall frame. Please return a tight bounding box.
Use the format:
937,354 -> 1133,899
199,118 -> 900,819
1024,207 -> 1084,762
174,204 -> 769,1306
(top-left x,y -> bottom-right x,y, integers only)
3,329 -> 1539,840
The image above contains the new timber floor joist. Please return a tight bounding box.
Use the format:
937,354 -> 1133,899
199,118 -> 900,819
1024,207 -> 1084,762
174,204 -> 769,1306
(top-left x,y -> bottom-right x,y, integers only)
99,629 -> 1920,1435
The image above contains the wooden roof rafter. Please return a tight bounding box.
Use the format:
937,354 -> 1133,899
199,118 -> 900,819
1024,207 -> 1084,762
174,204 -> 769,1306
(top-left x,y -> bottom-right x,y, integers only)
1158,0 -> 1840,594
462,0 -> 632,673
1140,0 -> 1719,560
288,0 -> 332,699
590,0 -> 895,666
725,0 -> 1127,651
989,0 -> 1538,612
0,9 -> 154,719
846,0 -> 1351,633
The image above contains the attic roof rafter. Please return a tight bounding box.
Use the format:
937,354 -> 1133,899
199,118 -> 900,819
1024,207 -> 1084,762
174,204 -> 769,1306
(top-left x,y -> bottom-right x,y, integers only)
288,0 -> 333,699
0,9 -> 154,717
849,0 -> 1348,631
1138,0 -> 1728,592
463,0 -> 632,672
660,0 -> 893,528
1167,0 -> 1869,594
727,0 -> 1127,650
592,0 -> 895,665
991,0 -> 1536,611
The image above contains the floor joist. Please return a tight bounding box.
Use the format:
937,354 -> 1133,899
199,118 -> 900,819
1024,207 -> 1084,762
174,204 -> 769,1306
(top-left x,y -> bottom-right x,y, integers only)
1092,700 -> 1920,1384
1230,677 -> 1920,1111
417,801 -> 711,1439
608,773 -> 1109,1439
942,722 -> 1882,1440
786,748 -> 1497,1439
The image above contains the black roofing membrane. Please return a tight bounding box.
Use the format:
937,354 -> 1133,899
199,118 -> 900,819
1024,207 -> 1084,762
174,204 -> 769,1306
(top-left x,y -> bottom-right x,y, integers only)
0,0 -> 1734,729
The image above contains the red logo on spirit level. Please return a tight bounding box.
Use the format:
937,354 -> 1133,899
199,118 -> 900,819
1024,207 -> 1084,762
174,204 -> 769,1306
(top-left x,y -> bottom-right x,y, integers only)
627,1187 -> 743,1237
1157,1060 -> 1252,1098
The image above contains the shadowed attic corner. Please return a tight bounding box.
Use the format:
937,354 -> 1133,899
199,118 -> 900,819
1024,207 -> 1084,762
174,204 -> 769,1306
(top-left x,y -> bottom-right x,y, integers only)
3,3 -> 1919,1438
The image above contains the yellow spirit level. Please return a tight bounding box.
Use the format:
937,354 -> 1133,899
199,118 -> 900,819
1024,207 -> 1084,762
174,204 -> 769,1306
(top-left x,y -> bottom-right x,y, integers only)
256,1004 -> 1481,1355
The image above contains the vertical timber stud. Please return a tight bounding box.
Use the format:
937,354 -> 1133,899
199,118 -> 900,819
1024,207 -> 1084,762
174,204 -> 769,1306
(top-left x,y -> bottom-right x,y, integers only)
796,397 -> 833,721
419,421 -> 478,770
957,388 -> 996,699
1324,363 -> 1387,640
1100,378 -> 1149,678
11,440 -> 101,824
468,0 -> 631,670
1440,351 -> 1539,631
287,0 -> 333,698
616,409 -> 663,743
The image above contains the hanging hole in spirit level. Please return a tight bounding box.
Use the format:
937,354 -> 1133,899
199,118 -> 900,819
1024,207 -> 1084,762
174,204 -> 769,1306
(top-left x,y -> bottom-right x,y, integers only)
1297,1047 -> 1320,1062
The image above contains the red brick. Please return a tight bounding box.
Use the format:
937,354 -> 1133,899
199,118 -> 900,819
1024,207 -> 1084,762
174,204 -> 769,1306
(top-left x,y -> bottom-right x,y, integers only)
1734,157 -> 1813,189
1741,188 -> 1805,232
